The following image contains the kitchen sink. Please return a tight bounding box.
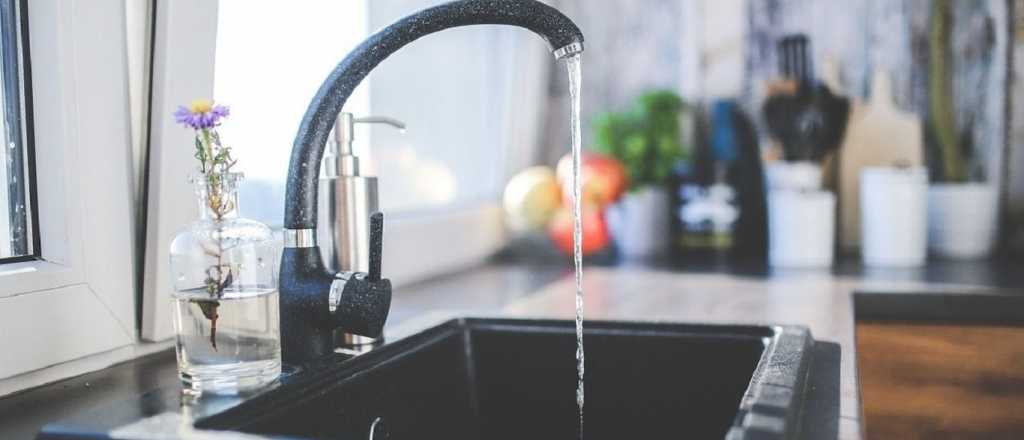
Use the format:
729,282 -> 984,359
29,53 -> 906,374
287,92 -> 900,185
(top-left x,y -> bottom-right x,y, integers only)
196,318 -> 814,440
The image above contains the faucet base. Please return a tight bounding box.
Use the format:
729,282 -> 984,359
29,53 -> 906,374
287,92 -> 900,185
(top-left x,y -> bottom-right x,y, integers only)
339,332 -> 379,347
335,331 -> 380,356
280,246 -> 392,364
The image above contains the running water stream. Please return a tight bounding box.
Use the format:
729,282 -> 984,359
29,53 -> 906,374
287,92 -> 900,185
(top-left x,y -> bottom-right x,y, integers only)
565,53 -> 585,439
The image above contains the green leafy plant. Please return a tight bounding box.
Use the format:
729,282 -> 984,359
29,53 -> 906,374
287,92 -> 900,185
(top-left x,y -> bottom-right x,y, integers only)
928,0 -> 980,183
592,90 -> 690,190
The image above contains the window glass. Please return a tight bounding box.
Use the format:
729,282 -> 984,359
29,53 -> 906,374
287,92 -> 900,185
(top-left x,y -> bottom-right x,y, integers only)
214,0 -> 369,228
0,0 -> 33,260
363,1 -> 534,214
215,0 -> 536,225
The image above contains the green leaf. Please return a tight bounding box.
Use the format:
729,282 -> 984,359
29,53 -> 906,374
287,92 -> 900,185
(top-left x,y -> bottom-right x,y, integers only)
589,89 -> 690,189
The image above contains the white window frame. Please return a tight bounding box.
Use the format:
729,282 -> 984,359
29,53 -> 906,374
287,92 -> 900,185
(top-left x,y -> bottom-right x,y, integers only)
0,0 -> 138,392
0,122 -> 9,257
140,0 -> 542,341
139,0 -> 218,342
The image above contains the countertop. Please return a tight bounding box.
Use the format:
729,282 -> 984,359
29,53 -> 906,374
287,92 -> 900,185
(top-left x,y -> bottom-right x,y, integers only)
3,257 -> 1023,439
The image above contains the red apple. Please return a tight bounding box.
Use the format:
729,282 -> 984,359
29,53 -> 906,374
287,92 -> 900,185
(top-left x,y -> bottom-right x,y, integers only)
556,151 -> 628,208
547,205 -> 610,257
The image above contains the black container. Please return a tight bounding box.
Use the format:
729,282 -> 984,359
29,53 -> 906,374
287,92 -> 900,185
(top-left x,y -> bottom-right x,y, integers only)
673,102 -> 768,261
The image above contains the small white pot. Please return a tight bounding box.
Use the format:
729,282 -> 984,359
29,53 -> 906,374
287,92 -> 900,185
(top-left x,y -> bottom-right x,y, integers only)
927,183 -> 998,259
768,190 -> 835,268
860,167 -> 928,267
607,187 -> 671,258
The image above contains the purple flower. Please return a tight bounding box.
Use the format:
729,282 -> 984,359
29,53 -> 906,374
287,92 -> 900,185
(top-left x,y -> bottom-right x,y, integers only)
174,99 -> 230,130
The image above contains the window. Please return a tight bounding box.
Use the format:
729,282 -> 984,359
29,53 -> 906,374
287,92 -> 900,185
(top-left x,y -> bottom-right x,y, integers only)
144,0 -> 551,340
212,0 -> 550,221
364,1 -> 550,214
1,0 -> 137,392
213,0 -> 368,227
0,0 -> 35,262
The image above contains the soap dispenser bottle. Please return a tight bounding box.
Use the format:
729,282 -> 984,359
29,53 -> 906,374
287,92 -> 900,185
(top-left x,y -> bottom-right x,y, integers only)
317,112 -> 405,349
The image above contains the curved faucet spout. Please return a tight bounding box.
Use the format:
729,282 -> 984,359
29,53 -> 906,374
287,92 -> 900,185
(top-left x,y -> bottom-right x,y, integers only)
284,0 -> 583,230
278,0 -> 582,364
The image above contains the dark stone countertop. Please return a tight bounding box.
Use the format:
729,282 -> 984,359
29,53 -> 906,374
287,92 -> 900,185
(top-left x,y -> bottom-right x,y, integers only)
3,257 -> 1022,439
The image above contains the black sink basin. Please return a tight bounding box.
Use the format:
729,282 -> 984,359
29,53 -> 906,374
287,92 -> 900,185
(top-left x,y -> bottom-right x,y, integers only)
197,318 -> 814,440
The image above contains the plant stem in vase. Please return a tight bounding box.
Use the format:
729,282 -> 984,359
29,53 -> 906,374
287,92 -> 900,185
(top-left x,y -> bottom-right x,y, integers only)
169,99 -> 281,394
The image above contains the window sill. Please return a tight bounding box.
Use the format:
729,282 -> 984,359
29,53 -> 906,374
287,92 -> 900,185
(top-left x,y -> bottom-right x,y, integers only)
0,258 -> 76,298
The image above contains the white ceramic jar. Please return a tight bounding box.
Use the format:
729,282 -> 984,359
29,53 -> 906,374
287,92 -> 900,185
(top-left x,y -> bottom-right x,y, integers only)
768,190 -> 835,268
927,183 -> 998,259
860,167 -> 928,267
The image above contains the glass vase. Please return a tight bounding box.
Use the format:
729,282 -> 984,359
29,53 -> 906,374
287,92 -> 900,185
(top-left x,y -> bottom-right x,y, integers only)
169,172 -> 281,395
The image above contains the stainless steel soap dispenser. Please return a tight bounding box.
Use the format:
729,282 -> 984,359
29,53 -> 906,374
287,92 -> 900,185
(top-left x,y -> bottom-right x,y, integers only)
317,112 -> 405,348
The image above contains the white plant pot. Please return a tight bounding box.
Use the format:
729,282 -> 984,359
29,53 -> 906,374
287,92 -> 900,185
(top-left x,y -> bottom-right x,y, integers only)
927,183 -> 998,259
607,187 -> 671,258
860,167 -> 928,267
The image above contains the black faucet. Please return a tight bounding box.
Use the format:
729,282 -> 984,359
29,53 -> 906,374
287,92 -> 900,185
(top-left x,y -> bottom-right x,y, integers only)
279,0 -> 584,363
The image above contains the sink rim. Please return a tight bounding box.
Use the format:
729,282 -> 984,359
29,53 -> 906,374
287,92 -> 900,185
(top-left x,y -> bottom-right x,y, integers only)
196,318 -> 814,440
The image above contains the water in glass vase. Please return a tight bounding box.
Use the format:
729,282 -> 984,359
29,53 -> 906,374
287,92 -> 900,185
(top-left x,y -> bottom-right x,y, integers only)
169,172 -> 281,394
172,286 -> 281,395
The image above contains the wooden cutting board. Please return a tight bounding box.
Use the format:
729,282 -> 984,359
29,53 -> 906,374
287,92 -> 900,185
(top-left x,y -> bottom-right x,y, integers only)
837,70 -> 924,251
857,322 -> 1024,439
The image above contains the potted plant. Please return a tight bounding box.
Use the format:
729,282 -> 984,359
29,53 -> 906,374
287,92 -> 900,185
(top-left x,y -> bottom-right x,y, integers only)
591,90 -> 691,257
925,0 -> 998,259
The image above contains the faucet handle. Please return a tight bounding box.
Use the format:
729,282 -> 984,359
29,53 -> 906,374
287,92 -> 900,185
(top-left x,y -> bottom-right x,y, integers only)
330,271 -> 391,338
368,212 -> 383,282
330,211 -> 389,337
